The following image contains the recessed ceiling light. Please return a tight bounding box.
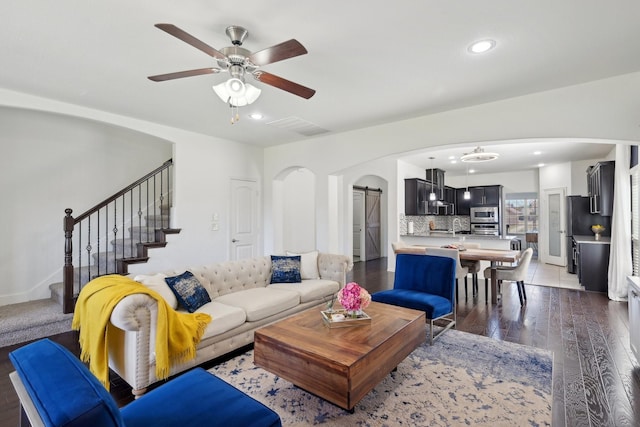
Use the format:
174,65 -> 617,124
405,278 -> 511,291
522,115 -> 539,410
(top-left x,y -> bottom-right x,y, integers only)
538,163 -> 545,167
533,151 -> 542,155
469,169 -> 476,174
468,39 -> 496,54
249,113 -> 264,120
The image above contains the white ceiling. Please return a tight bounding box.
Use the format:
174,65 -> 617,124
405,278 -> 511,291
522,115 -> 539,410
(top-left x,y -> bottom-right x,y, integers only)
2,1 -> 639,164
398,140 -> 615,177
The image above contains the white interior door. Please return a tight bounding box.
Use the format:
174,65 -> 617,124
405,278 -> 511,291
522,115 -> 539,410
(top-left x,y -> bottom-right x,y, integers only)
544,187 -> 566,266
353,189 -> 365,261
230,179 -> 260,260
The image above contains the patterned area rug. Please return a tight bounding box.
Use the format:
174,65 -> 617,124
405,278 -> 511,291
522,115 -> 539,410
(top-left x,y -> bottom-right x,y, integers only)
210,328 -> 553,426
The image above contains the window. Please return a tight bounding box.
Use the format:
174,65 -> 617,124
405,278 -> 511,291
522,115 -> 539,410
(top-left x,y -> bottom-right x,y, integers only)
504,193 -> 538,235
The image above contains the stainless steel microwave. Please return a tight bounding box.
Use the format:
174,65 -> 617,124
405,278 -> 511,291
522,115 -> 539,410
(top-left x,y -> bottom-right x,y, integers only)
470,206 -> 499,223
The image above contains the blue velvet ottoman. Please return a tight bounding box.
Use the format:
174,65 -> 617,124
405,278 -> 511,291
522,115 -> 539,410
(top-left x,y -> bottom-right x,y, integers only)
9,339 -> 281,427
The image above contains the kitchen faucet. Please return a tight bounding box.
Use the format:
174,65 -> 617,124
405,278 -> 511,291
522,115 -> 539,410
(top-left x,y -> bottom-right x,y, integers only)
451,218 -> 462,236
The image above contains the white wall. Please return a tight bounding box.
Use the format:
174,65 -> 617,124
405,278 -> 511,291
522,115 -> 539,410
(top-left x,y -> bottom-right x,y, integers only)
264,72 -> 639,266
0,107 -> 172,304
3,71 -> 639,304
127,133 -> 263,276
282,168 -> 316,253
1,93 -> 263,305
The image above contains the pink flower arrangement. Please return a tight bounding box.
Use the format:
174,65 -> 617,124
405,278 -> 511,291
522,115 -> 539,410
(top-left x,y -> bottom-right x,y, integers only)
337,282 -> 371,313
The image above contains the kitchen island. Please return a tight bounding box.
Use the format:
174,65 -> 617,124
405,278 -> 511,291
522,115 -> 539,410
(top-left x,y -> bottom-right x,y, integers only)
400,232 -> 516,250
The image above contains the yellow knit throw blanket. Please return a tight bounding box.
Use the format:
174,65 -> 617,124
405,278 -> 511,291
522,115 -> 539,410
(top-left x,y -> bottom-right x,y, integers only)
71,274 -> 211,390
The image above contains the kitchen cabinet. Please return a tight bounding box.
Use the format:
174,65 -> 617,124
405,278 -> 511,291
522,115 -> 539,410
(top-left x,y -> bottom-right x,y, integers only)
574,236 -> 610,293
405,178 -> 433,215
455,188 -> 471,215
444,186 -> 456,208
469,185 -> 502,206
628,277 -> 640,362
586,161 -> 615,216
425,168 -> 445,200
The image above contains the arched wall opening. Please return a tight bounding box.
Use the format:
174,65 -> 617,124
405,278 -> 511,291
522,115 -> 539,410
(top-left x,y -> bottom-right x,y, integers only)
272,166 -> 317,254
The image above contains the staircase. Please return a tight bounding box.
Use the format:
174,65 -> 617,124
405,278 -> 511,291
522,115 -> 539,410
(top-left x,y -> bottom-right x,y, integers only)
0,160 -> 180,347
52,206 -> 179,307
0,208 -> 180,347
60,159 -> 180,313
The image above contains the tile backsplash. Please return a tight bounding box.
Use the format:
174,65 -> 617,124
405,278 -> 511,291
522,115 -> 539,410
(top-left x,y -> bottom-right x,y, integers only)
400,214 -> 470,235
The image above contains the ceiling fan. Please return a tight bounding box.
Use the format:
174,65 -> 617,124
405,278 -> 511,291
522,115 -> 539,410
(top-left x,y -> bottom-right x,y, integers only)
148,23 -> 316,109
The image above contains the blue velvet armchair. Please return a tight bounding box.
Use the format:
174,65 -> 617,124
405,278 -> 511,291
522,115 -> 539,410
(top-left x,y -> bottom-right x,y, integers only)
371,253 -> 456,344
9,339 -> 281,427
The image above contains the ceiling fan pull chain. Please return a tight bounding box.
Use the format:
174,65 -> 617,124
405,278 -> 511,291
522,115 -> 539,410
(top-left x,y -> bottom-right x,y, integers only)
229,103 -> 240,124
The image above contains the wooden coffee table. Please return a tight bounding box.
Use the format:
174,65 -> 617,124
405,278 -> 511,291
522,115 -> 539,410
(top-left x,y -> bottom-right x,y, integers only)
253,301 -> 425,411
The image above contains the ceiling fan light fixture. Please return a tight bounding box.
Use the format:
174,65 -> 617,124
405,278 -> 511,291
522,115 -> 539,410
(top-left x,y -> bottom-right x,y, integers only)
460,146 -> 500,163
226,77 -> 246,97
212,81 -> 261,107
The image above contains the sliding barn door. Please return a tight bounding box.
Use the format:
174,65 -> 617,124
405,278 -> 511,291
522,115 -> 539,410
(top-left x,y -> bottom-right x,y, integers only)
364,189 -> 381,261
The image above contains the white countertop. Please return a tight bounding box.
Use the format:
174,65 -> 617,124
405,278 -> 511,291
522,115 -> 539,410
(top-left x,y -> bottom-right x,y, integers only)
573,234 -> 611,244
401,233 -> 517,241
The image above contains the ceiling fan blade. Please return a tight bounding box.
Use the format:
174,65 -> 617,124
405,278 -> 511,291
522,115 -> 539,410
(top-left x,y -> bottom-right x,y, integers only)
253,71 -> 315,99
148,68 -> 221,82
155,23 -> 227,61
248,39 -> 308,66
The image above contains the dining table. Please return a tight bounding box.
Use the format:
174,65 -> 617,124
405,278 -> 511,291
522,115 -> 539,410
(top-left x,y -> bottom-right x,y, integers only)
395,245 -> 521,304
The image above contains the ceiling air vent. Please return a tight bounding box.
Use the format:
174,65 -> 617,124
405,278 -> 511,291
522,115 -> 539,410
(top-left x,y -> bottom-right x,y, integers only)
267,116 -> 329,137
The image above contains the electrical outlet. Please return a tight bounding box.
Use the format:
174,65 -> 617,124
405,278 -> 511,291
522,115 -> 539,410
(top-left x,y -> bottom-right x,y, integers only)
212,222 -> 219,231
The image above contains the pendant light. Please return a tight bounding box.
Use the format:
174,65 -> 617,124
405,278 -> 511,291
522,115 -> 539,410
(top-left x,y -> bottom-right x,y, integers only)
429,157 -> 436,201
464,164 -> 471,200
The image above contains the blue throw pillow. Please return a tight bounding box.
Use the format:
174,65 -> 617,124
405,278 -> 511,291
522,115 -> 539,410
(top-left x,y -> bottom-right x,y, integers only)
270,255 -> 301,283
165,271 -> 211,313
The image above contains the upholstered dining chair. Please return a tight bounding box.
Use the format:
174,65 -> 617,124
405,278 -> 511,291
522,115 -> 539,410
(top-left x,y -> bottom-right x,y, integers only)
483,248 -> 533,306
459,242 -> 482,300
424,247 -> 468,304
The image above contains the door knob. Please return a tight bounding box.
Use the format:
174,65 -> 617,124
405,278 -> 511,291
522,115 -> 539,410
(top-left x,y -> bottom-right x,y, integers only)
232,238 -> 239,243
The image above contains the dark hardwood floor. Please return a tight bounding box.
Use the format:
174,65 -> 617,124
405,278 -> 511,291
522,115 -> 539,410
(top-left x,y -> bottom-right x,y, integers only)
1,257 -> 639,426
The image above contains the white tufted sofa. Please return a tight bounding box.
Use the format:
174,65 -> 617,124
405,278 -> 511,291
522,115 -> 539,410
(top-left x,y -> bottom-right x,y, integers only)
107,253 -> 352,397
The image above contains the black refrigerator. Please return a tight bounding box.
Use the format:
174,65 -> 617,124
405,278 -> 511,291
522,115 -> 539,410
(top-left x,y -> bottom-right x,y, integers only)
566,195 -> 610,273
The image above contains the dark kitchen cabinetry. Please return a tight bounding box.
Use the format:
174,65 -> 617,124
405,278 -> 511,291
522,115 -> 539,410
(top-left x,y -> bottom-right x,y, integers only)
444,186 -> 456,205
587,161 -> 615,216
425,168 -> 445,200
455,188 -> 471,215
405,178 -> 431,215
469,185 -> 502,206
575,238 -> 610,293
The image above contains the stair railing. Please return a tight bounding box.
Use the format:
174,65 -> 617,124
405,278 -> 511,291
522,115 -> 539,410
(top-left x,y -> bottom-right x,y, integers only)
63,159 -> 174,313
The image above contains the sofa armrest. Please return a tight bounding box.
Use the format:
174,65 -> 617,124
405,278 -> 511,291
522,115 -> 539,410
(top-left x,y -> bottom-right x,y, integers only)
109,293 -> 159,397
318,253 -> 353,287
110,293 -> 158,332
